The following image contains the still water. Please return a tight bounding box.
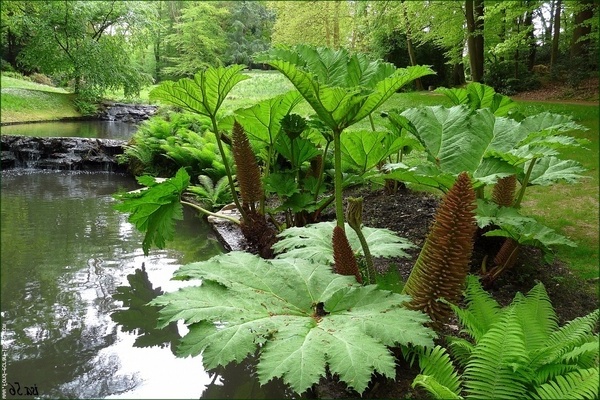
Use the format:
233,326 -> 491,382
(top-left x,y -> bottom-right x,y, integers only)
0,120 -> 138,140
0,170 -> 294,399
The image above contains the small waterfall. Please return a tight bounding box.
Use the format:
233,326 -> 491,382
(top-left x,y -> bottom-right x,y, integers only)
1,135 -> 128,172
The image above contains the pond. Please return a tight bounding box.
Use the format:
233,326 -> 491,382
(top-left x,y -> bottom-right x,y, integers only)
0,170 -> 295,399
0,120 -> 138,140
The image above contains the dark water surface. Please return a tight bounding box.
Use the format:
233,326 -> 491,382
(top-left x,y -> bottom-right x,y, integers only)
0,170 -> 293,399
0,120 -> 138,140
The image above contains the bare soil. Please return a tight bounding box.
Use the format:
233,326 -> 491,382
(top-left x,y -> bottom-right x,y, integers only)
512,76 -> 599,105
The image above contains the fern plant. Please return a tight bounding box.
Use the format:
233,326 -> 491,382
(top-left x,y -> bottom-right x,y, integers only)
412,275 -> 599,400
187,175 -> 232,211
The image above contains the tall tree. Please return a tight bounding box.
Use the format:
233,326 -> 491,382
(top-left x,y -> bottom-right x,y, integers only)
570,0 -> 595,61
465,0 -> 485,82
550,0 -> 562,69
268,1 -> 351,48
14,1 -> 153,96
162,2 -> 229,78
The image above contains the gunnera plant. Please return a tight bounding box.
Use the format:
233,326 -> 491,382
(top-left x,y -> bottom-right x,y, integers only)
402,172 -> 477,328
332,225 -> 363,283
231,120 -> 277,258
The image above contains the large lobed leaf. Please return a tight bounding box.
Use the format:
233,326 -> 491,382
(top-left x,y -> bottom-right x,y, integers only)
151,252 -> 436,394
234,90 -> 303,154
259,45 -> 434,131
114,168 -> 189,255
273,221 -> 416,264
149,65 -> 249,117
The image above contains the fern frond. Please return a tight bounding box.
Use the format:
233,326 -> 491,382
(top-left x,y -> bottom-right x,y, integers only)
452,275 -> 502,342
531,368 -> 599,400
533,363 -> 579,385
413,374 -> 463,400
559,339 -> 599,367
417,345 -> 462,396
545,310 -> 599,349
513,282 -> 558,352
447,337 -> 475,368
464,309 -> 531,400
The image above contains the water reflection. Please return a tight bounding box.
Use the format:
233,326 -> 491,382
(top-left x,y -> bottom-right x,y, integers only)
0,120 -> 138,140
0,170 -> 237,399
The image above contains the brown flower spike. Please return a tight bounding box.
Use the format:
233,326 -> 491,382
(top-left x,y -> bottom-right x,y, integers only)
232,120 -> 262,208
492,174 -> 517,207
332,225 -> 363,284
402,172 -> 477,328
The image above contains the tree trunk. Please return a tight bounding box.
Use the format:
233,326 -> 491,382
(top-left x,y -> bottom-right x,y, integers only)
332,1 -> 341,49
524,6 -> 537,71
550,0 -> 562,70
465,0 -> 485,82
452,62 -> 466,86
570,0 -> 594,60
402,1 -> 424,90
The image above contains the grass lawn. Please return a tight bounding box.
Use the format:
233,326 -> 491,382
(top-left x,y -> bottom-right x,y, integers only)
1,76 -> 81,123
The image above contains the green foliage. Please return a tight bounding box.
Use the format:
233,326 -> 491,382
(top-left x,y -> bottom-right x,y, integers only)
187,175 -> 232,212
162,3 -> 229,77
340,130 -> 405,175
150,65 -> 249,119
258,45 -> 434,132
12,1 -> 153,96
119,112 -> 229,181
273,221 -> 415,265
436,82 -> 518,117
150,251 -> 436,394
258,44 -> 433,228
413,276 -> 599,400
114,169 -> 189,255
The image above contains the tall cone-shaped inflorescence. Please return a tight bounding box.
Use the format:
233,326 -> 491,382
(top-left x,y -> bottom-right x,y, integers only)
492,174 -> 517,207
232,120 -> 262,209
402,172 -> 477,328
332,226 -> 363,284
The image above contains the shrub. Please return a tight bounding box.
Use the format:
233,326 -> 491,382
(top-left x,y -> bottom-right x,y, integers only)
30,73 -> 54,86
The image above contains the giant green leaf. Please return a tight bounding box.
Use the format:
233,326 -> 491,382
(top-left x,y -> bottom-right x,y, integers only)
151,252 -> 436,394
234,90 -> 303,154
527,157 -> 587,186
273,221 -> 415,264
401,105 -> 496,174
149,65 -> 249,118
258,46 -> 434,131
340,130 -> 403,174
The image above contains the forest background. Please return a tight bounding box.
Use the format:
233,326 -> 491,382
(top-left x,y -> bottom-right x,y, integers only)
1,0 -> 598,103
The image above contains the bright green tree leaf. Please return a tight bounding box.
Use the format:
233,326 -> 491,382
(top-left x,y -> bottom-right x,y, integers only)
150,252 -> 436,394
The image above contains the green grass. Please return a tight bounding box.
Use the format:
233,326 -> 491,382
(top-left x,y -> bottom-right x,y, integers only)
516,102 -> 599,280
1,76 -> 81,123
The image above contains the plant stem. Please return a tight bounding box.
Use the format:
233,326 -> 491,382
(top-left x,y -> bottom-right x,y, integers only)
351,226 -> 376,284
333,129 -> 345,230
313,140 -> 331,203
210,116 -> 247,221
513,157 -> 537,208
181,200 -> 240,224
368,113 -> 376,132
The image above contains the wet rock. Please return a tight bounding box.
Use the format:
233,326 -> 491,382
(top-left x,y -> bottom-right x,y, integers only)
1,135 -> 127,172
97,102 -> 158,123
